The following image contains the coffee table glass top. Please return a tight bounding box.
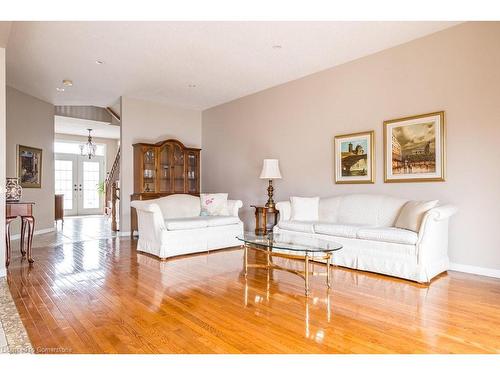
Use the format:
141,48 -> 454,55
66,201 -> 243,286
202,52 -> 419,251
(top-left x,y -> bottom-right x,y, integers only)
237,231 -> 343,253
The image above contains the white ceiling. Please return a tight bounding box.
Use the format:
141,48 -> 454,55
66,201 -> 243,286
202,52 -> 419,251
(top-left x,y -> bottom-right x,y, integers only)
6,21 -> 460,110
55,116 -> 120,139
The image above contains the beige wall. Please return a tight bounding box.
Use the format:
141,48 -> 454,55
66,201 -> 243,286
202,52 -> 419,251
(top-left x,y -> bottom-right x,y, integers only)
55,133 -> 119,175
6,86 -> 55,235
0,22 -> 11,48
202,22 -> 500,271
0,48 -> 5,277
121,97 -> 201,232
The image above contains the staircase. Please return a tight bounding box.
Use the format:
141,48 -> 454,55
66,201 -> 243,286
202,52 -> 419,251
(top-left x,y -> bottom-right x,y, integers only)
105,148 -> 120,231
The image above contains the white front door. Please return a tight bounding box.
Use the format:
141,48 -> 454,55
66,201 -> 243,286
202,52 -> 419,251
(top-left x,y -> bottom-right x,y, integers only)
55,154 -> 78,216
55,154 -> 105,216
78,157 -> 105,215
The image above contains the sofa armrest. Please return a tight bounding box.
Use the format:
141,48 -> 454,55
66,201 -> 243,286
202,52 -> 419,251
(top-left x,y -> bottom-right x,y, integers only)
227,200 -> 243,217
418,204 -> 458,239
425,204 -> 458,221
131,200 -> 161,214
416,205 -> 457,266
276,201 -> 291,222
131,200 -> 166,231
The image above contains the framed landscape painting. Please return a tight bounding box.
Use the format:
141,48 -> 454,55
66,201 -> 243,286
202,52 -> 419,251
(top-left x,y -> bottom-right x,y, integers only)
384,111 -> 445,183
334,130 -> 375,184
17,145 -> 43,188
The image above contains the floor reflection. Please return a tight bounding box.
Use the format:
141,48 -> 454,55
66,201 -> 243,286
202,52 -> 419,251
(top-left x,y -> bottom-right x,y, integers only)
239,247 -> 437,345
82,241 -> 101,271
242,267 -> 332,340
11,215 -> 117,249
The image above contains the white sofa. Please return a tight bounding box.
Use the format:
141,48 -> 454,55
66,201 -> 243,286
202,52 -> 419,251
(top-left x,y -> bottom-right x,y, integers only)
274,194 -> 457,283
131,194 -> 244,259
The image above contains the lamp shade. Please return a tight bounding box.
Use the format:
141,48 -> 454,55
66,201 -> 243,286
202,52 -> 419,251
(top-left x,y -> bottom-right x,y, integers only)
259,159 -> 282,179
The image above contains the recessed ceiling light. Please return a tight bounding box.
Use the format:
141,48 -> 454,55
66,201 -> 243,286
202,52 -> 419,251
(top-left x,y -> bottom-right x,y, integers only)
56,87 -> 65,92
188,84 -> 197,88
272,45 -> 282,49
96,60 -> 104,65
62,79 -> 73,87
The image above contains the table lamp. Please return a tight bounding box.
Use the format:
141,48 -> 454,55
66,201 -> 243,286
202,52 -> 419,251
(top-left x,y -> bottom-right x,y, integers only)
259,159 -> 282,209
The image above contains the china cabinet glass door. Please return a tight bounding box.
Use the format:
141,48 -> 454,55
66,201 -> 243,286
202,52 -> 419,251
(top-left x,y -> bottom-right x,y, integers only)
142,147 -> 156,193
172,144 -> 185,193
186,151 -> 198,193
159,144 -> 172,193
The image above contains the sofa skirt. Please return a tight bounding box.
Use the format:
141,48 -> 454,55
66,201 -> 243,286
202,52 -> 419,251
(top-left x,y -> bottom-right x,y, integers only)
273,228 -> 449,283
137,222 -> 244,259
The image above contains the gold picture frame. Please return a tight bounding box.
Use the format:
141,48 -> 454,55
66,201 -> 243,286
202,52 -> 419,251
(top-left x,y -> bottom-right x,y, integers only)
334,130 -> 375,184
383,111 -> 445,183
17,145 -> 43,188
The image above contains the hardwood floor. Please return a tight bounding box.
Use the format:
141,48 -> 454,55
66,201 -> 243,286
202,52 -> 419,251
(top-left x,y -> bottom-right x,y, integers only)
30,215 -> 118,247
5,235 -> 500,353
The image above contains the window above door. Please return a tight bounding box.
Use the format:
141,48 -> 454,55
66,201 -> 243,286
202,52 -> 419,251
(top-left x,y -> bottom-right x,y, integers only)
54,141 -> 105,156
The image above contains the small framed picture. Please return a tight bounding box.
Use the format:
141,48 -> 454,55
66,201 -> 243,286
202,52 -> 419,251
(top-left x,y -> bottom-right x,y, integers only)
384,111 -> 445,183
334,131 -> 375,184
17,145 -> 43,188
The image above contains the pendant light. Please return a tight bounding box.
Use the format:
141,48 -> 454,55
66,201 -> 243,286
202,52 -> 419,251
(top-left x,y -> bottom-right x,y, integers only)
80,128 -> 97,159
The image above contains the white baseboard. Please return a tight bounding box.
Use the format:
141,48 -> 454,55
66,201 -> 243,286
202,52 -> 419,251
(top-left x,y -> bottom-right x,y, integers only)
10,227 -> 55,240
449,263 -> 500,279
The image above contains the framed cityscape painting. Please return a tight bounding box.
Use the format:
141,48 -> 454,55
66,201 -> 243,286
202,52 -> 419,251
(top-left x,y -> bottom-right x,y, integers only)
17,145 -> 43,188
334,130 -> 375,184
384,111 -> 445,183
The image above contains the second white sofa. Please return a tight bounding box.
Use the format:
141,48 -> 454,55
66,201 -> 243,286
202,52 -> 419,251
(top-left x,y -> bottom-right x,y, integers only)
131,194 -> 243,259
274,194 -> 457,283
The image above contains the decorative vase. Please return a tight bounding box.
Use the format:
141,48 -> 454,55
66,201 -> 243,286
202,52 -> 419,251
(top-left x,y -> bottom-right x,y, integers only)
6,177 -> 22,202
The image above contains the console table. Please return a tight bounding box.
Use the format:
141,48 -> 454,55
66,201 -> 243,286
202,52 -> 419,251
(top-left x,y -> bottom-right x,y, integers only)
5,202 -> 35,267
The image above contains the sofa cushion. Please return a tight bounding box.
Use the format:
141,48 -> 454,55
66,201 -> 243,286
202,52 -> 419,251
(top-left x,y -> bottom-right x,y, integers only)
204,216 -> 240,227
200,193 -> 230,216
335,194 -> 408,226
290,196 -> 320,221
314,223 -> 364,239
156,194 -> 201,219
318,196 -> 341,222
164,217 -> 208,230
278,220 -> 315,234
395,200 -> 439,232
357,227 -> 418,245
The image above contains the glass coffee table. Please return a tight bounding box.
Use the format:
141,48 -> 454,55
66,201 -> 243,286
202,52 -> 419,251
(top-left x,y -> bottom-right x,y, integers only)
237,232 -> 343,296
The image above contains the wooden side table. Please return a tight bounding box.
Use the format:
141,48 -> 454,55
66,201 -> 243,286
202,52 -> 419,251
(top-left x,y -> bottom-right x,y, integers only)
251,205 -> 279,235
5,201 -> 35,267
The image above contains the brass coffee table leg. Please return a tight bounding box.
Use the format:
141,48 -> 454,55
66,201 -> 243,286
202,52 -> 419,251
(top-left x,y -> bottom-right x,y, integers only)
305,253 -> 310,296
326,253 -> 331,289
243,245 -> 248,277
240,243 -> 337,297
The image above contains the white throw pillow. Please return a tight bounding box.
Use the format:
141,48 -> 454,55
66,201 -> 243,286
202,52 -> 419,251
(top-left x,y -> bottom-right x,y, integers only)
200,193 -> 229,216
395,200 -> 439,232
290,196 -> 320,221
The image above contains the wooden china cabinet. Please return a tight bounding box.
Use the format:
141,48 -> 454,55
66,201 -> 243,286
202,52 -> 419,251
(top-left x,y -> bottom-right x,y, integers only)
130,139 -> 201,234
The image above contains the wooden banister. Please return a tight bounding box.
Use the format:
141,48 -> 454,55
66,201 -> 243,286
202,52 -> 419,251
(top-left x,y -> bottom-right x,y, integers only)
111,182 -> 120,232
106,148 -> 121,231
105,149 -> 120,192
